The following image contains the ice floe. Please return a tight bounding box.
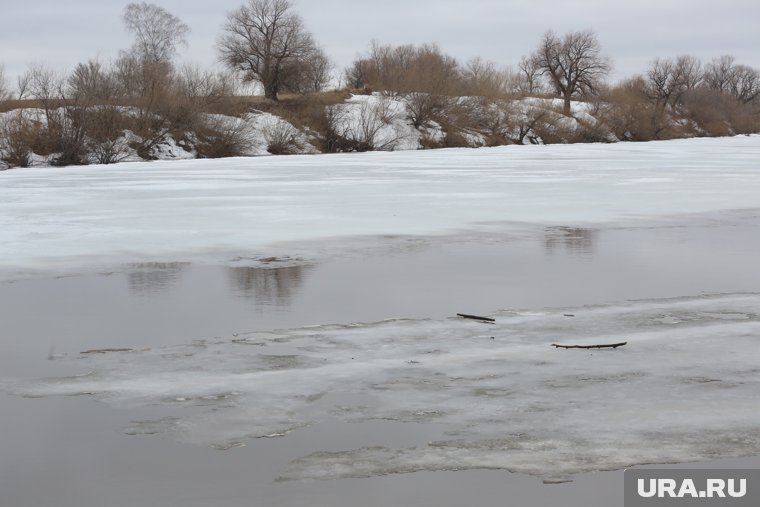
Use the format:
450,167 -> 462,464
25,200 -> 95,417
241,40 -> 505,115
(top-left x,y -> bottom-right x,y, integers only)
7,292 -> 760,482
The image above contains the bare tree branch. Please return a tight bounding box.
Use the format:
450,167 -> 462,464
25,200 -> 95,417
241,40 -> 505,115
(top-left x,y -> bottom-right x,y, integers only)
0,64 -> 13,101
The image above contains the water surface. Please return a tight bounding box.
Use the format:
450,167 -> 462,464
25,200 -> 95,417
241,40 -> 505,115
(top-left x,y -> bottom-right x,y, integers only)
2,214 -> 759,506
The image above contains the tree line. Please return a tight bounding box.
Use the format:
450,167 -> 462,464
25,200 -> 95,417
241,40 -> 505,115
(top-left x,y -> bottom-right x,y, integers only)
1,0 -> 759,168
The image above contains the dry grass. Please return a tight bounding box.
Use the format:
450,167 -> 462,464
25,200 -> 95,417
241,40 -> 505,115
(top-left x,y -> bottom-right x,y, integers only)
0,98 -> 68,113
191,90 -> 351,118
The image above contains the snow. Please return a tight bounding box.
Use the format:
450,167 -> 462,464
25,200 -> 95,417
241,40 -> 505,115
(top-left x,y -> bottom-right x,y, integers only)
3,135 -> 760,482
0,106 -> 316,168
149,135 -> 195,160
8,292 -> 760,482
329,94 -> 426,151
1,135 -> 760,278
198,111 -> 318,157
244,111 -> 319,155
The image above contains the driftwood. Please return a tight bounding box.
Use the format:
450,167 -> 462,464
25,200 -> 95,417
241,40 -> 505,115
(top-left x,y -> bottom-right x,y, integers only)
551,342 -> 627,349
457,313 -> 495,323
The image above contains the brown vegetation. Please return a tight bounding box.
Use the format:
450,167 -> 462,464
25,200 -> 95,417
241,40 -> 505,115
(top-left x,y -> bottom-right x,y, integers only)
2,2 -> 759,169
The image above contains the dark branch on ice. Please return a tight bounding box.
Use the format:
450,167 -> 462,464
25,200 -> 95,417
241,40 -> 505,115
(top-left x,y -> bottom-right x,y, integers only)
551,342 -> 627,349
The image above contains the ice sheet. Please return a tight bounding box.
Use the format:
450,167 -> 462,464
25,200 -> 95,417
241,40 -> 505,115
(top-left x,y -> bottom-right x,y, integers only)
1,136 -> 760,278
7,292 -> 760,482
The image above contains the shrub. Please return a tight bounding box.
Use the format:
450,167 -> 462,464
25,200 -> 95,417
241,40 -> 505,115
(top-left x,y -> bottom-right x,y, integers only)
682,87 -> 760,136
262,120 -> 299,155
48,108 -> 89,166
194,115 -> 253,158
325,98 -> 401,152
78,107 -> 134,164
405,92 -> 451,128
0,111 -> 34,168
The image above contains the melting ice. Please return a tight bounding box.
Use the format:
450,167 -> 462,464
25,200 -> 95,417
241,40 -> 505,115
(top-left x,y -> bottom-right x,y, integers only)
2,135 -> 760,278
8,292 -> 760,482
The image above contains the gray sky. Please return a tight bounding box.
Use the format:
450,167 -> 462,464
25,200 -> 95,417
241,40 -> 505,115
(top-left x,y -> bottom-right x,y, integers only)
2,0 -> 759,89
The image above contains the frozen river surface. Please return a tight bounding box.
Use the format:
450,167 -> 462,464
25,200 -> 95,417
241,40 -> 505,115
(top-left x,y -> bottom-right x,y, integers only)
10,292 -> 760,483
2,136 -> 760,506
1,135 -> 759,277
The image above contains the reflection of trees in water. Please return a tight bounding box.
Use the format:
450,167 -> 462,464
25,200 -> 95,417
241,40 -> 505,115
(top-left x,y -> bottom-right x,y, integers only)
544,226 -> 597,255
228,265 -> 310,305
126,262 -> 188,294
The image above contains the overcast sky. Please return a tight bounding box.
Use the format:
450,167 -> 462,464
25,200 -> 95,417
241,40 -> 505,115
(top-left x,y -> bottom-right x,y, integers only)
2,0 -> 759,89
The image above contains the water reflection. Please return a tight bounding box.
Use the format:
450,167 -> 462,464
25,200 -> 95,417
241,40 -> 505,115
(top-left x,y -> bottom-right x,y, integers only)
227,264 -> 311,305
544,227 -> 597,256
126,262 -> 188,295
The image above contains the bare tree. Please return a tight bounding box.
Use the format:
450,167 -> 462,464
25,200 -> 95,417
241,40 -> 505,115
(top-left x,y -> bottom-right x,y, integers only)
302,47 -> 332,92
345,42 -> 461,126
400,44 -> 460,126
122,2 -> 190,64
113,53 -> 172,104
344,41 -> 418,95
462,57 -> 509,98
5,64 -> 89,164
115,4 -> 186,152
118,2 -> 188,153
25,64 -> 61,102
343,59 -> 370,90
531,30 -> 611,115
731,65 -> 760,104
403,44 -> 460,93
177,64 -> 239,105
68,59 -> 119,103
111,52 -> 179,156
704,55 -> 760,104
594,76 -> 663,141
275,45 -> 332,93
345,42 -> 404,91
217,0 -> 321,101
16,72 -> 31,100
704,55 -> 736,93
516,55 -> 543,95
0,64 -> 12,101
646,55 -> 703,111
24,64 -> 66,124
677,55 -> 704,90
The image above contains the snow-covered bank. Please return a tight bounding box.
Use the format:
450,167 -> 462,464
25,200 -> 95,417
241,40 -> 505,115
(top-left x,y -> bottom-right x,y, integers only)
0,95 -> 591,169
1,135 -> 760,278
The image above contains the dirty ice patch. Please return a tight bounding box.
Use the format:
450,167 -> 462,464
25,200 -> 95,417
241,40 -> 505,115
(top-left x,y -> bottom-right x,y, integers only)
6,292 -> 760,482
